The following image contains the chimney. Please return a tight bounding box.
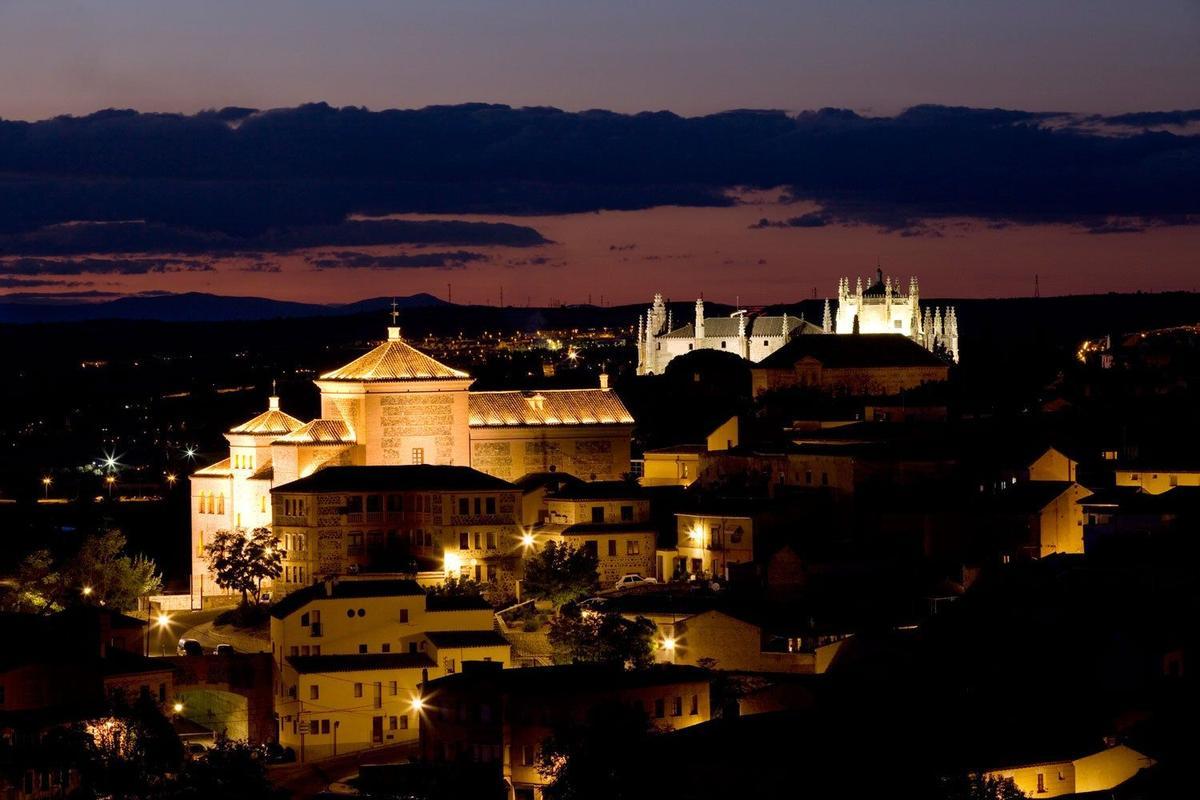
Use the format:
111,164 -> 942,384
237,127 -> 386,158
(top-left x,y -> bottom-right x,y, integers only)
323,577 -> 336,597
269,396 -> 280,411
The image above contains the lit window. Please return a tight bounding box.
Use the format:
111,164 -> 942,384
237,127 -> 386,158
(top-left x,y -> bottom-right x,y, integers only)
412,448 -> 424,465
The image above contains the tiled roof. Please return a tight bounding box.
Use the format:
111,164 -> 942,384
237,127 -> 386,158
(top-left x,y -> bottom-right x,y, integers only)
424,630 -> 511,648
756,333 -> 949,369
469,389 -> 634,427
320,330 -> 470,382
660,314 -> 813,340
272,465 -> 515,495
275,419 -> 354,444
228,407 -> 304,436
425,594 -> 494,612
287,652 -> 435,674
248,462 -> 274,481
193,458 -> 232,477
269,578 -> 425,619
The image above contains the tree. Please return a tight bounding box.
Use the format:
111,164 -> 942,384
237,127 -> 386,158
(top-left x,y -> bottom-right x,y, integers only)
425,575 -> 486,600
538,701 -> 656,800
522,541 -> 599,606
69,530 -> 163,611
1,531 -> 161,614
939,774 -> 1026,800
204,528 -> 283,606
548,606 -> 656,668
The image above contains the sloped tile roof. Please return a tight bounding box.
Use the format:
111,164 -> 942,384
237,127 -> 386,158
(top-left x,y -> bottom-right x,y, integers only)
320,332 -> 470,382
275,418 -> 355,444
468,389 -> 634,427
193,457 -> 232,477
228,407 -> 304,436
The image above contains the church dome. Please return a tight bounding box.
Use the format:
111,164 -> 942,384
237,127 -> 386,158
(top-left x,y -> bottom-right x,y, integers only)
320,327 -> 471,382
228,396 -> 304,436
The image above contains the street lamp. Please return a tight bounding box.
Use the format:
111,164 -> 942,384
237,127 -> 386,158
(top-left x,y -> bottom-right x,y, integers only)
105,475 -> 116,498
41,476 -> 51,499
520,532 -> 535,548
166,473 -> 177,487
172,701 -> 184,714
82,585 -> 93,598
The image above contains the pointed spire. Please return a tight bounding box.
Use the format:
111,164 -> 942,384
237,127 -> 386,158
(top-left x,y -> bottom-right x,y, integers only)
822,299 -> 832,333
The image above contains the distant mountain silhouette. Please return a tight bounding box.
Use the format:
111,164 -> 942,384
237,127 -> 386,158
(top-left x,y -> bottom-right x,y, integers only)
0,291 -> 446,323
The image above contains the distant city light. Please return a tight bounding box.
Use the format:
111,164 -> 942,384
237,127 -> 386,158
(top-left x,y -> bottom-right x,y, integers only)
82,586 -> 93,596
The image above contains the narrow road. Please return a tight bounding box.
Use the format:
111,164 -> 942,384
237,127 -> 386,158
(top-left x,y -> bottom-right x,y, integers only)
269,742 -> 420,798
143,608 -> 222,656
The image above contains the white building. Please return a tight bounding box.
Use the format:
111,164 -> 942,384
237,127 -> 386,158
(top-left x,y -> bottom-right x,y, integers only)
834,270 -> 959,362
636,271 -> 959,375
636,294 -> 820,375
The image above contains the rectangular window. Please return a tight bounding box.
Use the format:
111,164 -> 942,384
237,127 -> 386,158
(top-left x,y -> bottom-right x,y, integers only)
345,496 -> 363,514
627,540 -> 641,556
411,447 -> 424,465
690,695 -> 699,715
301,612 -> 310,627
608,539 -> 617,557
621,505 -> 634,521
485,497 -> 496,514
366,494 -> 382,513
321,719 -> 330,734
381,643 -> 391,653
487,532 -> 496,550
460,532 -> 469,550
359,644 -> 368,654
671,697 -> 682,716
309,685 -> 319,700
389,681 -> 398,696
474,498 -> 482,515
474,532 -> 482,549
399,609 -> 409,623
389,716 -> 398,731
654,698 -> 665,718
354,683 -> 363,698
458,498 -> 469,515
374,683 -> 383,709
522,744 -> 534,766
399,714 -> 409,730
591,506 -> 604,523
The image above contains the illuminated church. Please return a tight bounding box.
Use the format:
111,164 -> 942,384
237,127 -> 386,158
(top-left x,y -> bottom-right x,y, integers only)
636,270 -> 959,375
189,324 -> 633,600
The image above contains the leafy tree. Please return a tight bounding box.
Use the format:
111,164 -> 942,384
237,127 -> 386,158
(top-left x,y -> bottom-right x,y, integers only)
425,575 -> 486,600
204,528 -> 283,606
522,541 -> 599,606
939,774 -> 1026,800
69,530 -> 163,611
1,531 -> 160,613
538,701 -> 656,800
548,606 -> 656,668
163,740 -> 289,800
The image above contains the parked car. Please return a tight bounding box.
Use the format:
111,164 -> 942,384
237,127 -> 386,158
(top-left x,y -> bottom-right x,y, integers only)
178,638 -> 203,656
213,644 -> 234,656
184,742 -> 209,760
614,574 -> 657,589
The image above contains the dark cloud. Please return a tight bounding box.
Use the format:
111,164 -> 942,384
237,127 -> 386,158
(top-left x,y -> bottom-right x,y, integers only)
0,257 -> 213,275
1096,110 -> 1200,128
234,261 -> 283,272
750,212 -> 830,229
0,276 -> 93,288
307,250 -> 487,270
0,102 -> 1196,242
0,219 -> 547,257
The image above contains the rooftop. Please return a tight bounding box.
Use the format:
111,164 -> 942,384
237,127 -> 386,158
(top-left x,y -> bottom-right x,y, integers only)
228,398 -> 305,436
425,662 -> 710,693
756,333 -> 948,370
549,480 -> 644,501
320,328 -> 471,382
272,465 -> 515,495
274,418 -> 354,444
269,577 -> 425,619
469,389 -> 634,427
423,630 -> 511,648
287,652 -> 436,674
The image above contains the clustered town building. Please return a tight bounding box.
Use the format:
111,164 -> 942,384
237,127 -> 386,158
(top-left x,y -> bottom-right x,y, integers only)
7,277 -> 1190,800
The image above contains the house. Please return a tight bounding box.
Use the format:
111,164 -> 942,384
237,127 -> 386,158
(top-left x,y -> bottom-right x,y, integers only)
975,481 -> 1093,560
1114,464 -> 1200,495
641,415 -> 740,488
270,576 -> 510,761
979,742 -> 1155,798
418,662 -> 712,800
269,465 -> 524,591
751,334 -> 950,398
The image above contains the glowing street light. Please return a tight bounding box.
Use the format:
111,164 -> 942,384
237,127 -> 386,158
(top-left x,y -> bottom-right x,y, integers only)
105,475 -> 116,498
520,532 -> 535,548
42,476 -> 51,499
183,446 -> 197,461
172,701 -> 184,714
156,613 -> 171,628
165,473 -> 177,487
82,585 -> 93,597
662,637 -> 676,652
410,696 -> 425,713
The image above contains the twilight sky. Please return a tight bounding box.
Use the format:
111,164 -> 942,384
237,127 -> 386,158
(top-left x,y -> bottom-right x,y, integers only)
1,1 -> 1198,304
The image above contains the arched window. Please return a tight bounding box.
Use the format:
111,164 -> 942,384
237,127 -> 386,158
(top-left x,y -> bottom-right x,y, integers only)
198,493 -> 206,514
217,494 -> 225,515
206,494 -> 215,514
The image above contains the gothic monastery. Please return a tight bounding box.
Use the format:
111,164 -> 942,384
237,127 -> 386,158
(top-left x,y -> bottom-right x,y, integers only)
637,270 -> 959,375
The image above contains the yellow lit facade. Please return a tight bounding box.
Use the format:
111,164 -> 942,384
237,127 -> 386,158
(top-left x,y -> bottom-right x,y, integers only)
1115,467 -> 1200,495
